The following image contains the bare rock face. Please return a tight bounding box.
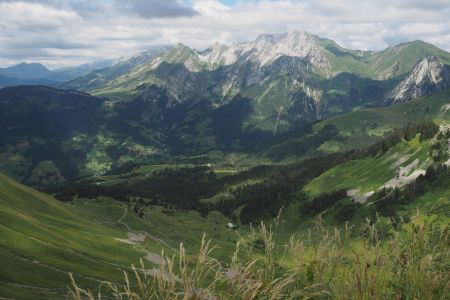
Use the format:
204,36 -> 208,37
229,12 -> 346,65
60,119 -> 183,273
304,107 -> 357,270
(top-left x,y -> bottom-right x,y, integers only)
384,56 -> 450,104
199,31 -> 330,74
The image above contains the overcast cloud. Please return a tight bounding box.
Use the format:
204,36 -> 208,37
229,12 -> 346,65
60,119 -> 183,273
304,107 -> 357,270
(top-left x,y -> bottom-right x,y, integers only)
0,0 -> 449,68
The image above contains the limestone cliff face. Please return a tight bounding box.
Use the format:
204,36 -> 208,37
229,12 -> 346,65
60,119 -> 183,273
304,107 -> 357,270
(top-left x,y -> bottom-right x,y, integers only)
199,31 -> 330,72
385,56 -> 450,104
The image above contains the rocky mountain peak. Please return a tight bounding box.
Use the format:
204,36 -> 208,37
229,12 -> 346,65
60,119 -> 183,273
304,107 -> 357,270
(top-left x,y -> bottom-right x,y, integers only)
198,30 -> 329,74
385,56 -> 450,104
236,30 -> 324,65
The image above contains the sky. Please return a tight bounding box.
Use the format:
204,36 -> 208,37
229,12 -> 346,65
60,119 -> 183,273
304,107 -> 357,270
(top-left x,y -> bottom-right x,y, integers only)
0,0 -> 449,68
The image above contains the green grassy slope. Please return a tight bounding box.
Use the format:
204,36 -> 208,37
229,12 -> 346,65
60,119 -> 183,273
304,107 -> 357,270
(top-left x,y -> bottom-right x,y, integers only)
69,198 -> 240,260
365,40 -> 450,79
320,39 -> 450,79
0,173 -> 240,299
316,89 -> 450,136
305,135 -> 431,197
0,174 -> 144,299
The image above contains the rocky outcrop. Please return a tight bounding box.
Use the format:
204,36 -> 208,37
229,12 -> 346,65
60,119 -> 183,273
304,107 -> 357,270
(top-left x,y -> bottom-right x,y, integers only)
384,56 -> 450,104
199,31 -> 331,74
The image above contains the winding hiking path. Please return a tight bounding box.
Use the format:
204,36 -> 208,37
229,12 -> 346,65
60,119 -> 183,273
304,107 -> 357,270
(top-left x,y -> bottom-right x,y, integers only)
117,207 -> 224,273
118,207 -> 180,254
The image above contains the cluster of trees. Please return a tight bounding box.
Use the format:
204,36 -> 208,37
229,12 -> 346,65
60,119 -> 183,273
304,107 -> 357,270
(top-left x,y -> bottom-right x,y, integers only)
299,189 -> 347,215
334,201 -> 363,222
352,121 -> 439,157
431,131 -> 450,162
130,198 -> 147,218
53,181 -> 131,202
52,166 -> 231,210
263,124 -> 342,161
237,179 -> 303,224
127,167 -> 221,210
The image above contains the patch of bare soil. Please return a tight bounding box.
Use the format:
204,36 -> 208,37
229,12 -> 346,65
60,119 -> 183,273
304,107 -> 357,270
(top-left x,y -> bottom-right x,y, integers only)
145,253 -> 163,265
128,232 -> 146,242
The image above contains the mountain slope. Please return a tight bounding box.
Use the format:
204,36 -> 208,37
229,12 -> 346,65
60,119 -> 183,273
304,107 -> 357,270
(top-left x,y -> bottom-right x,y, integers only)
258,89 -> 450,161
50,59 -> 117,82
0,63 -> 52,79
64,46 -> 171,91
385,56 -> 450,104
0,172 -> 241,299
365,40 -> 450,79
305,134 -> 432,198
0,174 -> 144,299
0,85 -> 261,184
0,63 -> 60,88
0,86 -> 108,185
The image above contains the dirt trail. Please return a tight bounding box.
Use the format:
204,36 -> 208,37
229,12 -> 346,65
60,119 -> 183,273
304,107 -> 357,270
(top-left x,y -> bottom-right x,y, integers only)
0,280 -> 65,296
117,207 -> 224,276
145,253 -> 163,265
118,208 -> 180,254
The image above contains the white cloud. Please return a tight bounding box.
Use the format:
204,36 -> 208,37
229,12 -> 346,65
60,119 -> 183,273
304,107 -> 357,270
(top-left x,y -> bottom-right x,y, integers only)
0,1 -> 81,30
0,0 -> 449,68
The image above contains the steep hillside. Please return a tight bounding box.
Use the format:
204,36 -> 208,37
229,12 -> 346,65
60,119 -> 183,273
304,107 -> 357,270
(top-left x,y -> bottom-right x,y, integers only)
0,86 -> 110,185
64,47 -> 171,92
385,56 -> 450,104
0,174 -> 142,299
305,135 -> 432,198
365,40 -> 450,79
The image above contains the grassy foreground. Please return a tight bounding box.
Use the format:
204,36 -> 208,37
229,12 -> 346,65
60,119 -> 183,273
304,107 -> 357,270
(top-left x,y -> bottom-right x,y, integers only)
70,215 -> 449,300
2,170 -> 448,299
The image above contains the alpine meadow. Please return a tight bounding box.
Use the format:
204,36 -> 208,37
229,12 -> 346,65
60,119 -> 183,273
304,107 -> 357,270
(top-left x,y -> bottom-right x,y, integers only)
0,0 -> 449,299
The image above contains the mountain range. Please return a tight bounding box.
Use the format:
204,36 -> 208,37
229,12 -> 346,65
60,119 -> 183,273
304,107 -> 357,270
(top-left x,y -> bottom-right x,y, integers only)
1,31 -> 450,186
65,32 -> 450,132
0,60 -> 117,88
63,31 -> 450,146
